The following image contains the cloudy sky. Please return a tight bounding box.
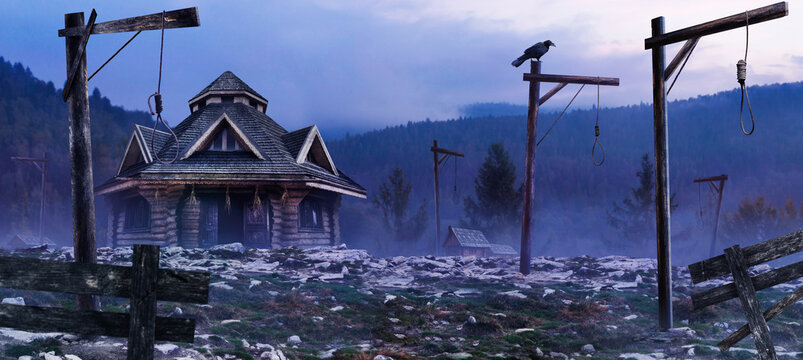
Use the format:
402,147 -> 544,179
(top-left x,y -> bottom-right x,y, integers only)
1,1 -> 800,136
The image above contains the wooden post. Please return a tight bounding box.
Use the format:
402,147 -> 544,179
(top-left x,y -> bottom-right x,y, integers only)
651,16 -> 673,331
39,152 -> 47,243
520,60 -> 540,275
723,245 -> 777,359
711,178 -> 725,257
128,244 -> 159,360
65,12 -> 99,312
433,140 -> 441,256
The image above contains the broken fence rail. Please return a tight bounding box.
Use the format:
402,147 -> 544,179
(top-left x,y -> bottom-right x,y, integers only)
0,244 -> 210,359
687,230 -> 803,360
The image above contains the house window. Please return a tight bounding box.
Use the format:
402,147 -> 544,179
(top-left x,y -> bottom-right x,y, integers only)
124,195 -> 150,231
209,128 -> 243,151
221,96 -> 234,103
299,197 -> 323,230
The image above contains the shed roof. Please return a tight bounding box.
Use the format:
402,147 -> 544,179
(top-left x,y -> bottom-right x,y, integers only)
488,243 -> 518,256
447,227 -> 491,248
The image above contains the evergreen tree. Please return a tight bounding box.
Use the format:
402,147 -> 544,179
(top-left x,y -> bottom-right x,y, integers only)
607,153 -> 678,245
373,168 -> 428,243
462,143 -> 522,242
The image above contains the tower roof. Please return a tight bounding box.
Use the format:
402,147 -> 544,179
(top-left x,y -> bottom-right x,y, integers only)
188,71 -> 268,109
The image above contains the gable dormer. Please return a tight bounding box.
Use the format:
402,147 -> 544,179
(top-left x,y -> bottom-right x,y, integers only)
182,113 -> 265,160
188,71 -> 268,113
289,125 -> 337,175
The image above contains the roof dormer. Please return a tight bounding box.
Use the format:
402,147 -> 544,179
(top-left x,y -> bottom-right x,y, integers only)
188,71 -> 268,114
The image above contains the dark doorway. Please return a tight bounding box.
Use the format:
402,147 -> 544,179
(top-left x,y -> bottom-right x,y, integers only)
199,193 -> 271,248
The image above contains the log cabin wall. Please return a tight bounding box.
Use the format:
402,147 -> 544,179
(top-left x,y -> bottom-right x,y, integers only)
179,185 -> 201,248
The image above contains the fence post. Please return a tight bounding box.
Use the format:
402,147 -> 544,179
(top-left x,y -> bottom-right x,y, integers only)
128,245 -> 159,360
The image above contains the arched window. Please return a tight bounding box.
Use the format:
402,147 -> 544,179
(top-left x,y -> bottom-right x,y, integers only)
298,197 -> 323,230
124,195 -> 151,231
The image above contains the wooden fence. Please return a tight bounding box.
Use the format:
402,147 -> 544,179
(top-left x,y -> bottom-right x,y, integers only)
688,230 -> 803,360
0,244 -> 210,360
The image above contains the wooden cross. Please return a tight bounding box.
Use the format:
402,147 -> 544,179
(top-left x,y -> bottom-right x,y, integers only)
644,2 -> 788,331
57,7 -> 200,312
693,174 -> 727,258
430,140 -> 464,256
10,153 -> 49,244
519,61 -> 619,275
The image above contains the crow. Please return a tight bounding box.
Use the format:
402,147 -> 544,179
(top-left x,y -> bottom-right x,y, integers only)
511,40 -> 556,67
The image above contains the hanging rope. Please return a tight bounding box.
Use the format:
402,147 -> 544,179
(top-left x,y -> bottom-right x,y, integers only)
224,185 -> 232,215
148,11 -> 181,164
592,82 -> 605,166
252,185 -> 264,215
452,156 -> 459,203
737,10 -> 755,135
280,185 -> 290,206
696,182 -> 705,228
536,84 -> 585,146
189,184 -> 198,205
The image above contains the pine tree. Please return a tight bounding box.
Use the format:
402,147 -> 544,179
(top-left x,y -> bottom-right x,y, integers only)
373,168 -> 428,243
462,143 -> 522,242
607,153 -> 677,245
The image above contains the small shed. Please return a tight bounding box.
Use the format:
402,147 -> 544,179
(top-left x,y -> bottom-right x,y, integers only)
5,234 -> 57,250
487,243 -> 518,258
442,226 -> 491,257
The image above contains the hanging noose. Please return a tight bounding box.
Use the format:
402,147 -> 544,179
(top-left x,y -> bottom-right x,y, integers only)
149,10 -> 181,163
592,82 -> 605,166
224,185 -> 232,215
452,156 -> 459,203
737,10 -> 755,135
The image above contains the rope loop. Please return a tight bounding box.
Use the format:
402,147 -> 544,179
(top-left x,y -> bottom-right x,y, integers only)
737,10 -> 755,136
591,82 -> 605,166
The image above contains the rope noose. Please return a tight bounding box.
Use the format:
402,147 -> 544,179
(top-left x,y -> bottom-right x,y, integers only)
738,10 -> 755,135
149,10 -> 181,163
592,81 -> 605,166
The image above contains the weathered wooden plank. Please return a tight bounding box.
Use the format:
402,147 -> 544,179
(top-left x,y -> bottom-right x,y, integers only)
644,2 -> 788,49
689,230 -> 803,284
59,7 -> 200,37
0,256 -> 209,304
723,246 -> 776,360
520,60 -> 540,275
538,82 -> 568,106
62,10 -> 97,101
129,245 -> 159,359
692,260 -> 803,309
664,37 -> 699,81
0,304 -> 194,342
523,73 -> 619,86
719,286 -> 803,351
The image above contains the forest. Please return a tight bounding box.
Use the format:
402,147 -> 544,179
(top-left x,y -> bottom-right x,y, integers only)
2,55 -> 803,265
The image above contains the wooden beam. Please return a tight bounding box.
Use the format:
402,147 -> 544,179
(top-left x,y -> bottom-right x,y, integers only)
59,7 -> 200,37
723,246 -> 776,359
664,37 -> 699,81
538,83 -> 568,106
644,2 -> 788,49
693,174 -> 728,183
0,256 -> 209,304
0,304 -> 195,342
691,260 -> 803,310
688,230 -> 803,284
719,285 -> 803,351
430,147 -> 465,157
523,73 -> 619,86
10,157 -> 50,162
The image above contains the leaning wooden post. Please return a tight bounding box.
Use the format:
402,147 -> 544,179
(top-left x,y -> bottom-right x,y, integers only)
64,12 -> 99,312
433,140 -> 441,256
128,245 -> 160,360
520,60 -> 541,275
39,152 -> 47,243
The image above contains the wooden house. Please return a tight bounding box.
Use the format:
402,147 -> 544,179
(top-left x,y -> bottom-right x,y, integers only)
442,226 -> 491,257
96,71 -> 366,249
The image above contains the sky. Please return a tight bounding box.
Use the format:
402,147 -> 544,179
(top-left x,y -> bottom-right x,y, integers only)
1,1 -> 801,137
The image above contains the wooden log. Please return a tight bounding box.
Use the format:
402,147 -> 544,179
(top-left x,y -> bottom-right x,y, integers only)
520,60 -> 540,275
651,16 -> 673,331
644,2 -> 788,49
719,286 -> 803,351
692,260 -> 803,309
723,246 -> 776,360
65,11 -> 99,313
538,82 -> 568,106
664,37 -> 699,81
59,7 -> 200,37
62,10 -> 96,101
523,73 -> 619,86
0,256 -> 209,303
128,245 -> 159,359
0,304 -> 194,342
689,230 -> 803,284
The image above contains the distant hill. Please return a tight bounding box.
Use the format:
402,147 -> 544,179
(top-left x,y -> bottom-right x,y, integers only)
328,82 -> 803,263
0,56 -> 153,245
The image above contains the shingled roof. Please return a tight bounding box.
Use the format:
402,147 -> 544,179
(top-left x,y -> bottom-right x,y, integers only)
100,72 -> 365,198
447,227 -> 491,248
190,71 -> 267,103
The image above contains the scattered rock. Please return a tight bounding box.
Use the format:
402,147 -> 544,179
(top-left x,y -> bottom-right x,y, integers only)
330,305 -> 344,311
209,242 -> 246,257
287,335 -> 302,344
581,344 -> 595,353
467,315 -> 477,324
2,297 -> 24,305
373,356 -> 394,360
624,314 -> 638,320
172,306 -> 183,316
154,343 -> 179,355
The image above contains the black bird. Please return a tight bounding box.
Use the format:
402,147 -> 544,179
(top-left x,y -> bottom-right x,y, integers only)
511,40 -> 556,67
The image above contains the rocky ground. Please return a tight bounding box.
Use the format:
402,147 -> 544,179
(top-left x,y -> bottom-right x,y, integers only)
0,244 -> 801,360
